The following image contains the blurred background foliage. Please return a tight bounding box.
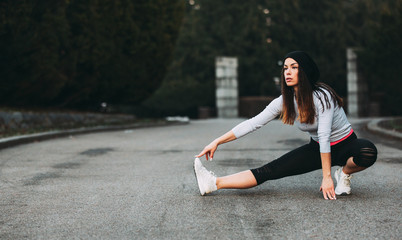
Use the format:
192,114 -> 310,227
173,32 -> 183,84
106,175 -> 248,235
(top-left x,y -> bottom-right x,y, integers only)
0,0 -> 184,110
0,0 -> 400,117
144,0 -> 401,117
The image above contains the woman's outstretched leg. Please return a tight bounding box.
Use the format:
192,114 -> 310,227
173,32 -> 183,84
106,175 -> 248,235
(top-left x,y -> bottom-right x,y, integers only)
194,141 -> 321,196
194,158 -> 257,196
216,170 -> 257,189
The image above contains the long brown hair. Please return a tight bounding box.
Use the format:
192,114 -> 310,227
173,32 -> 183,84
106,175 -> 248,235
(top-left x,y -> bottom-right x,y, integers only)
280,67 -> 343,125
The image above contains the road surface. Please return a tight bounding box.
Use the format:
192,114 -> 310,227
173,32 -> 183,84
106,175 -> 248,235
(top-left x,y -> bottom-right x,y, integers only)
0,118 -> 401,239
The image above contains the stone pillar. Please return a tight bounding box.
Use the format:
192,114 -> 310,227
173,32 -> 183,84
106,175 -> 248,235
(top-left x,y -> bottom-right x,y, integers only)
347,48 -> 358,118
347,48 -> 368,118
215,57 -> 238,118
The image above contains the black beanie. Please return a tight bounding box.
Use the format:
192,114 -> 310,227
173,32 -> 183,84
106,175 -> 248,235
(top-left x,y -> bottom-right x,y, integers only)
284,51 -> 320,84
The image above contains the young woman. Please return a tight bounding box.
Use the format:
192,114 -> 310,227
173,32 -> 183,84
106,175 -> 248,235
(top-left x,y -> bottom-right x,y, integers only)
194,51 -> 377,200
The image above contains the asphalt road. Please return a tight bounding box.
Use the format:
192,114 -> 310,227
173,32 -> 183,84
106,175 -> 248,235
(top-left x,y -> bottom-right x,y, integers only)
0,118 -> 401,239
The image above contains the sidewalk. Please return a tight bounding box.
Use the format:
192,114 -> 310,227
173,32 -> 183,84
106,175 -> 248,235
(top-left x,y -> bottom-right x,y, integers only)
366,117 -> 402,141
0,118 -> 189,150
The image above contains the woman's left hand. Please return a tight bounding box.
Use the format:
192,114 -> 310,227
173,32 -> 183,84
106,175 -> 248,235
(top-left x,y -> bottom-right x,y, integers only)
320,176 -> 336,200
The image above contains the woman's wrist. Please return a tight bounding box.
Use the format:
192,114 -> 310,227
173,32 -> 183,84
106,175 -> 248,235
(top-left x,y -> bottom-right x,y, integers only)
322,168 -> 332,178
322,172 -> 332,178
320,152 -> 332,178
213,138 -> 221,146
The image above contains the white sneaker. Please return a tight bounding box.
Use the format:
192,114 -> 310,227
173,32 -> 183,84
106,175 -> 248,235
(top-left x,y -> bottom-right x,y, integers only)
193,158 -> 217,196
334,168 -> 353,195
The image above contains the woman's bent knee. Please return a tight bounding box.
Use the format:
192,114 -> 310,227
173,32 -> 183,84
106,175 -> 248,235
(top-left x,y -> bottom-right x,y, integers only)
353,140 -> 377,168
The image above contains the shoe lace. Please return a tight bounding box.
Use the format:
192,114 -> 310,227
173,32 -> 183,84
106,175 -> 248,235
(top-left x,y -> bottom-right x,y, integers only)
342,174 -> 352,187
201,166 -> 216,177
207,169 -> 217,177
209,170 -> 217,177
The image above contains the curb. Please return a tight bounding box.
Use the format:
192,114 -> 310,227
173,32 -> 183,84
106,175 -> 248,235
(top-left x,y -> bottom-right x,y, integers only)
366,118 -> 402,141
0,120 -> 189,150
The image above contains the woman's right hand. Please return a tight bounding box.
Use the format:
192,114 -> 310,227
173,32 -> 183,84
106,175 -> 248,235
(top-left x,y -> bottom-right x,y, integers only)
195,130 -> 237,161
195,140 -> 218,161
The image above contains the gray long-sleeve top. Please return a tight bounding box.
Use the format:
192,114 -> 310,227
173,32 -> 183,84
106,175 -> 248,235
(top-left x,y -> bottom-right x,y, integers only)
231,89 -> 352,153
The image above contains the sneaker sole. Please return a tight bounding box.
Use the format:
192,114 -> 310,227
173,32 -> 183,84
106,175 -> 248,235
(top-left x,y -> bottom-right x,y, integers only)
193,161 -> 204,196
335,192 -> 351,196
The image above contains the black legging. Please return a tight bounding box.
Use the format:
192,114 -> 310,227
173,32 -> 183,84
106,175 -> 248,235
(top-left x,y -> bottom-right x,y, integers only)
250,132 -> 377,185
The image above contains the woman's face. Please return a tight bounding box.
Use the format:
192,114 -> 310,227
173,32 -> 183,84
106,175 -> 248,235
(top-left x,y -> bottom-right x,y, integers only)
283,58 -> 299,88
